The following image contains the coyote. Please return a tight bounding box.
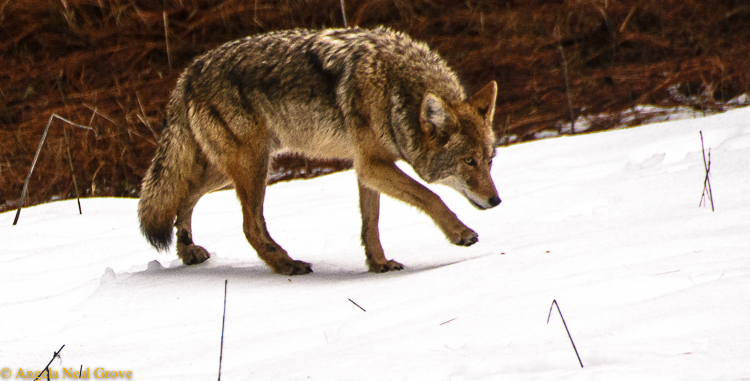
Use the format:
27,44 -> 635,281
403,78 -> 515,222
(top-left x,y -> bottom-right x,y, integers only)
138,27 -> 500,275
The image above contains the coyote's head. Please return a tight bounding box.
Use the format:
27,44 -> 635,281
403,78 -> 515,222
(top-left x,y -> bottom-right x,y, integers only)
413,81 -> 500,210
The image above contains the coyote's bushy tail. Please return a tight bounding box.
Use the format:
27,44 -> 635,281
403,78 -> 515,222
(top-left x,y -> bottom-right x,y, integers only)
138,100 -> 198,251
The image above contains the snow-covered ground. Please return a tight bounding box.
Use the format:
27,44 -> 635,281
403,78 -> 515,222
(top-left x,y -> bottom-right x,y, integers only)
2,107 -> 749,380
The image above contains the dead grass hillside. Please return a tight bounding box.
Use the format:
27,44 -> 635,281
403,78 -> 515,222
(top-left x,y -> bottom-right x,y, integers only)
2,0 -> 749,212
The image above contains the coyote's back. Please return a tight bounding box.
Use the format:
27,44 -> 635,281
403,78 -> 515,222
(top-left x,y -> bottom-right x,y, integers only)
138,27 -> 500,275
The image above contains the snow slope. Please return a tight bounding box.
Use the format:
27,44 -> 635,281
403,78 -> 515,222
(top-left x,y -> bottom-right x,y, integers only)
2,107 -> 750,380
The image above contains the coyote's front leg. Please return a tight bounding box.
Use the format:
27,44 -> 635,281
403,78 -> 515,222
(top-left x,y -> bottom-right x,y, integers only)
358,181 -> 404,273
355,158 -> 478,248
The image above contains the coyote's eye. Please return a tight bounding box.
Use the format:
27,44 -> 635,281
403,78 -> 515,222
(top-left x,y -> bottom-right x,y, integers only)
489,159 -> 493,168
464,157 -> 477,167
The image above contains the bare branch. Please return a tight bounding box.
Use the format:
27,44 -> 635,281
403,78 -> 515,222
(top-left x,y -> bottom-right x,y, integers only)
13,115 -> 94,225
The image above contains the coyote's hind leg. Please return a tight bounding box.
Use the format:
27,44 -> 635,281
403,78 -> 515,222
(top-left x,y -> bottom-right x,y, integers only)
174,197 -> 210,265
174,168 -> 228,265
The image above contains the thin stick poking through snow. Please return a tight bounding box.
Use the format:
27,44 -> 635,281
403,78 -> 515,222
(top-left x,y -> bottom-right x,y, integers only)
32,344 -> 65,381
547,299 -> 583,368
699,131 -> 715,211
62,127 -> 82,215
218,280 -> 228,381
348,298 -> 366,312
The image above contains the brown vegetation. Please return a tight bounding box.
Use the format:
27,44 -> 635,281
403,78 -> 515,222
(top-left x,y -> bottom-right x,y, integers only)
2,0 -> 749,212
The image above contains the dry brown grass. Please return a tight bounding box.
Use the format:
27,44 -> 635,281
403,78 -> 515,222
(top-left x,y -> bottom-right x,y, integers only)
2,0 -> 750,212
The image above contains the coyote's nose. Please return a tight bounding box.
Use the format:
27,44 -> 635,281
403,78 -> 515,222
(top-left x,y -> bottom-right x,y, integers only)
488,196 -> 501,207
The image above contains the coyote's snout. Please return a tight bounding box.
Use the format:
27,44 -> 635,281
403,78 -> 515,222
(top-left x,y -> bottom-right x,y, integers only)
138,27 -> 501,275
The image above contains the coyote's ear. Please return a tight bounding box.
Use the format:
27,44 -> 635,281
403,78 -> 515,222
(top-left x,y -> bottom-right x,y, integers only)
420,92 -> 448,139
469,81 -> 498,123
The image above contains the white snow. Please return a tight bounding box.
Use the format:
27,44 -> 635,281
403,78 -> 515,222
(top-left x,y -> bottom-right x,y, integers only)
2,107 -> 750,380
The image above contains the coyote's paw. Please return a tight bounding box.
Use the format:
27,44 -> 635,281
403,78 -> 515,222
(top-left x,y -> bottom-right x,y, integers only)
180,245 -> 211,265
449,227 -> 478,247
367,259 -> 404,273
275,260 -> 313,276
